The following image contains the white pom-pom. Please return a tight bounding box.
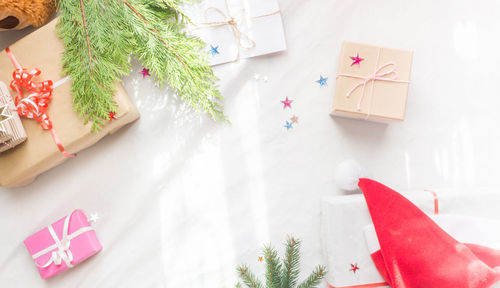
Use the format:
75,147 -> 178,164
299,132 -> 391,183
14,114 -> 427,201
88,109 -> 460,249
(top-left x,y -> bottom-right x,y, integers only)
334,160 -> 370,191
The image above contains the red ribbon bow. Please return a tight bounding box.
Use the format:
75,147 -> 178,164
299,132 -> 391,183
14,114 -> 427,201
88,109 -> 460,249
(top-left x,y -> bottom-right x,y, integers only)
6,48 -> 74,158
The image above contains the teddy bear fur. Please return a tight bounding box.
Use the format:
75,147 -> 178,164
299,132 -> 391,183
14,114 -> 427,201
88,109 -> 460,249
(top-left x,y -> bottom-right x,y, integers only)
0,0 -> 56,29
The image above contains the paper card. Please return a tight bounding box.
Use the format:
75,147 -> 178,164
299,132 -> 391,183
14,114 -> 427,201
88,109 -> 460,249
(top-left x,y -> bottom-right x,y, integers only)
185,0 -> 287,66
320,189 -> 500,287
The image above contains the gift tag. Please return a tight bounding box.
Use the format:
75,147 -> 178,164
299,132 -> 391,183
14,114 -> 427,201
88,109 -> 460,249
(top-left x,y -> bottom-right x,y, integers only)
0,81 -> 27,152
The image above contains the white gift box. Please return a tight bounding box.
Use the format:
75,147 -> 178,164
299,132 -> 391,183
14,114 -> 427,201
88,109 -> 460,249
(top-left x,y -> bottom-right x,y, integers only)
320,189 -> 500,287
186,0 -> 287,66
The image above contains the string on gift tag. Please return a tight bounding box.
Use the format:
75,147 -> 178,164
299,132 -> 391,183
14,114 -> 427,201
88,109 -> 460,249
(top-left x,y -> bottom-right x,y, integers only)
31,211 -> 94,268
195,0 -> 280,62
5,48 -> 74,157
337,48 -> 409,119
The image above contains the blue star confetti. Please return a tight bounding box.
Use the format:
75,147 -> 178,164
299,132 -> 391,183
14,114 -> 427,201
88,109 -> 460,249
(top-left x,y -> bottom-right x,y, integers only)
210,45 -> 220,56
316,75 -> 328,87
284,121 -> 293,130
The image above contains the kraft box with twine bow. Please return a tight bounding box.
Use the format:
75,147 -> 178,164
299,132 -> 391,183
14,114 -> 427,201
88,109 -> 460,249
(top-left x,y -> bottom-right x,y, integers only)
332,42 -> 413,122
0,18 -> 140,187
186,0 -> 287,66
24,210 -> 101,279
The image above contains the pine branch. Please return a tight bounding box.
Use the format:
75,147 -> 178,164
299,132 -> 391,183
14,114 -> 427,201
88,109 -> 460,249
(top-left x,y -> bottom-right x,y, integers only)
281,236 -> 301,288
57,0 -> 132,132
57,0 -> 225,132
121,0 -> 226,121
264,246 -> 282,288
296,266 -> 327,288
237,265 -> 263,288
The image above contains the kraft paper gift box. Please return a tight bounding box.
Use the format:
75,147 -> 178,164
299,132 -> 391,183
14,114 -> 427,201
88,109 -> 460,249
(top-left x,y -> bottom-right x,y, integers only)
332,42 -> 413,122
0,81 -> 27,151
24,210 -> 102,279
320,189 -> 500,287
186,0 -> 287,66
0,19 -> 140,187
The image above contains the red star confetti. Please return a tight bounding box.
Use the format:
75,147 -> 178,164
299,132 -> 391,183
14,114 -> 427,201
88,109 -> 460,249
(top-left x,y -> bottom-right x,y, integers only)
109,111 -> 118,122
350,263 -> 360,273
350,53 -> 364,66
281,97 -> 293,109
140,68 -> 151,78
290,115 -> 299,124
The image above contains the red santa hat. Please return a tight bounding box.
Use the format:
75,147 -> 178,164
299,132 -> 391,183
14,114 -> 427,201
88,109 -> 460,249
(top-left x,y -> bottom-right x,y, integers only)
358,178 -> 500,288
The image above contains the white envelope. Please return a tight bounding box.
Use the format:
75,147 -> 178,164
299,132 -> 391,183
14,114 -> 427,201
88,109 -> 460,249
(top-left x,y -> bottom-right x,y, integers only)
185,0 -> 287,66
320,189 -> 500,287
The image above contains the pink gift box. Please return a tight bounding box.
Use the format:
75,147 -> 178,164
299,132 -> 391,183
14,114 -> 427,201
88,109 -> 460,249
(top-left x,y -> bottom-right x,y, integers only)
24,210 -> 102,279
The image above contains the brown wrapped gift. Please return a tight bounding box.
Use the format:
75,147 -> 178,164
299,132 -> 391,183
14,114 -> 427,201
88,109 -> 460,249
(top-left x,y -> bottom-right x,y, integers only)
332,41 -> 413,122
0,19 -> 140,187
0,81 -> 27,152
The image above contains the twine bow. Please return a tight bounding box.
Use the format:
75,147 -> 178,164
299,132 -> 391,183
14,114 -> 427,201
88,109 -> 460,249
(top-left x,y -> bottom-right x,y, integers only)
6,48 -> 74,157
196,0 -> 280,62
31,211 -> 94,269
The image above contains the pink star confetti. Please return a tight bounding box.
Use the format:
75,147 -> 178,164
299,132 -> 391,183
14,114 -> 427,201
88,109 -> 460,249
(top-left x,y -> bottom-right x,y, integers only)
281,97 -> 293,109
108,111 -> 118,122
350,263 -> 360,273
140,68 -> 151,78
350,53 -> 364,66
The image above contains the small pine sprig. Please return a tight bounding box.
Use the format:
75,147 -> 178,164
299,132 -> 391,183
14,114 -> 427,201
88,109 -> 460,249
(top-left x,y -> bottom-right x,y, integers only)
281,236 -> 301,288
264,246 -> 282,288
236,236 -> 327,288
297,266 -> 327,288
237,265 -> 264,288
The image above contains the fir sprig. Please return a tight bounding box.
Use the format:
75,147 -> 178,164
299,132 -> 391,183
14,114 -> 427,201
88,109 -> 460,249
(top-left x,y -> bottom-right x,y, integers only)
236,236 -> 326,288
281,237 -> 301,288
264,246 -> 282,288
237,265 -> 264,288
57,0 -> 225,132
297,266 -> 327,288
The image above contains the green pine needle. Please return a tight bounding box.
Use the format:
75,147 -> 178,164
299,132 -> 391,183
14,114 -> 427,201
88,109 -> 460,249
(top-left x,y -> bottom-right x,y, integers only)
57,0 -> 225,132
236,237 -> 326,288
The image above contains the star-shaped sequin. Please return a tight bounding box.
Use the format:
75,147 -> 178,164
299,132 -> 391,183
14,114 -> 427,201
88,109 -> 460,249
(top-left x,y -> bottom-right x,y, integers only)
350,263 -> 360,273
0,104 -> 13,133
108,111 -> 118,122
284,121 -> 293,130
89,212 -> 100,224
140,68 -> 151,78
281,97 -> 293,109
290,115 -> 299,124
316,75 -> 328,87
258,257 -> 263,262
210,45 -> 220,56
350,53 -> 364,66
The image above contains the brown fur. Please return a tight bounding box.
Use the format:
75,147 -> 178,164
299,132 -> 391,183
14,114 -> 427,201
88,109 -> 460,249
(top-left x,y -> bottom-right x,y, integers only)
0,0 -> 56,27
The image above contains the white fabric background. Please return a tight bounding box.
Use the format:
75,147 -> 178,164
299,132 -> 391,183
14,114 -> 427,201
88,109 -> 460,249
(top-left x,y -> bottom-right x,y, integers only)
2,0 -> 500,287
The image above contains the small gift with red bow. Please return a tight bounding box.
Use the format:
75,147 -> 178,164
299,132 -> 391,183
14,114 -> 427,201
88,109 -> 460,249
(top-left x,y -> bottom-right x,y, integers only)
332,42 -> 413,122
0,19 -> 140,187
24,210 -> 102,279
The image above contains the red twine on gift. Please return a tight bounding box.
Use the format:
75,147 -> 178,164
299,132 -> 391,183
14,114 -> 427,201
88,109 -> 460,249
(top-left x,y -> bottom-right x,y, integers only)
5,48 -> 74,158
